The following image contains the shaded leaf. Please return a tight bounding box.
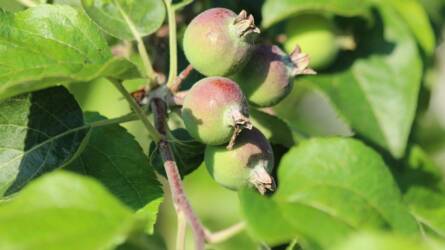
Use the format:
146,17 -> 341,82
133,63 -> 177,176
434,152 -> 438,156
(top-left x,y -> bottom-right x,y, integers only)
405,187 -> 445,238
66,112 -> 163,233
149,128 -> 205,179
0,86 -> 87,196
396,145 -> 445,193
250,108 -> 296,147
81,0 -> 166,40
273,84 -> 352,138
0,4 -> 137,99
0,171 -> 146,250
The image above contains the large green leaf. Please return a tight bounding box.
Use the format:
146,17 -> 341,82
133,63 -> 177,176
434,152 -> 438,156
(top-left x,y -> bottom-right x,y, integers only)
0,86 -> 87,196
277,138 -> 418,244
66,112 -> 163,233
241,138 -> 419,248
0,171 -> 147,250
261,0 -> 372,28
0,4 -> 136,100
388,0 -> 435,55
306,4 -> 422,158
81,0 -> 166,40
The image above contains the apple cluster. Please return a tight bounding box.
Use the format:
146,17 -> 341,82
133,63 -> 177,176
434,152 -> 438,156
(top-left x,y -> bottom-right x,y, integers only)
181,8 -> 314,194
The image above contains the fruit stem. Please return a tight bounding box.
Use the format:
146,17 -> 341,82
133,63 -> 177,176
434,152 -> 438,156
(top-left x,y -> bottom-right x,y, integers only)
227,110 -> 252,150
171,64 -> 194,93
205,222 -> 246,243
176,211 -> 187,250
151,98 -> 206,250
110,78 -> 162,142
164,0 -> 179,88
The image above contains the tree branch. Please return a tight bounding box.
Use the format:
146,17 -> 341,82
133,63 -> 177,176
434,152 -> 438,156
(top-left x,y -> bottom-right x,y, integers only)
110,79 -> 162,142
205,222 -> 246,244
151,98 -> 206,250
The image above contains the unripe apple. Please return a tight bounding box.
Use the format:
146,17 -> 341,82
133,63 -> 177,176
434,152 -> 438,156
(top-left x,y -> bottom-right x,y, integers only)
232,44 -> 315,107
183,8 -> 260,76
205,127 -> 275,194
182,77 -> 252,146
284,14 -> 339,70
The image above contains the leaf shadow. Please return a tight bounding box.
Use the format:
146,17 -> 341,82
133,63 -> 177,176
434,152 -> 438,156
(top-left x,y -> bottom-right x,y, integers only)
5,87 -> 87,196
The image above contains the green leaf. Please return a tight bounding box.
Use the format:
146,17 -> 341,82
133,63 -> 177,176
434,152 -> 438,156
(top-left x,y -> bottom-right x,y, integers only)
0,171 -> 146,250
250,108 -> 296,147
117,233 -> 167,250
240,138 -> 420,247
331,231 -> 445,250
239,188 -> 298,246
306,4 -> 423,157
261,0 -> 372,28
275,138 -> 418,248
81,0 -> 166,40
404,187 -> 445,238
273,83 -> 352,138
65,112 -> 163,233
0,86 -> 87,196
388,0 -> 435,55
149,128 -> 205,179
0,4 -> 137,100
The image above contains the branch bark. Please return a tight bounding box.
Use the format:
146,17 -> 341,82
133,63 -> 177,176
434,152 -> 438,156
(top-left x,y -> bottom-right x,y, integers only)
151,98 -> 206,250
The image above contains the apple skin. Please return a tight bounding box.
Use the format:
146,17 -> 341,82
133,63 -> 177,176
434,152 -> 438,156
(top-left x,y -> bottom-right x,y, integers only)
205,127 -> 275,194
183,8 -> 260,76
182,77 -> 250,145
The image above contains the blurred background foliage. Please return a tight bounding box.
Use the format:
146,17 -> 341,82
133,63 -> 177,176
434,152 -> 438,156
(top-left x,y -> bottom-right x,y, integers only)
1,0 -> 444,249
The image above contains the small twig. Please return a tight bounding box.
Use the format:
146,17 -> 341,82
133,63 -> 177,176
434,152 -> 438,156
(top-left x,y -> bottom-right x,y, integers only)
163,0 -> 179,87
171,64 -> 194,92
17,0 -> 36,8
89,113 -> 139,128
115,0 -> 157,86
176,212 -> 187,250
173,0 -> 194,11
205,222 -> 246,244
151,98 -> 206,250
110,79 -> 162,142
